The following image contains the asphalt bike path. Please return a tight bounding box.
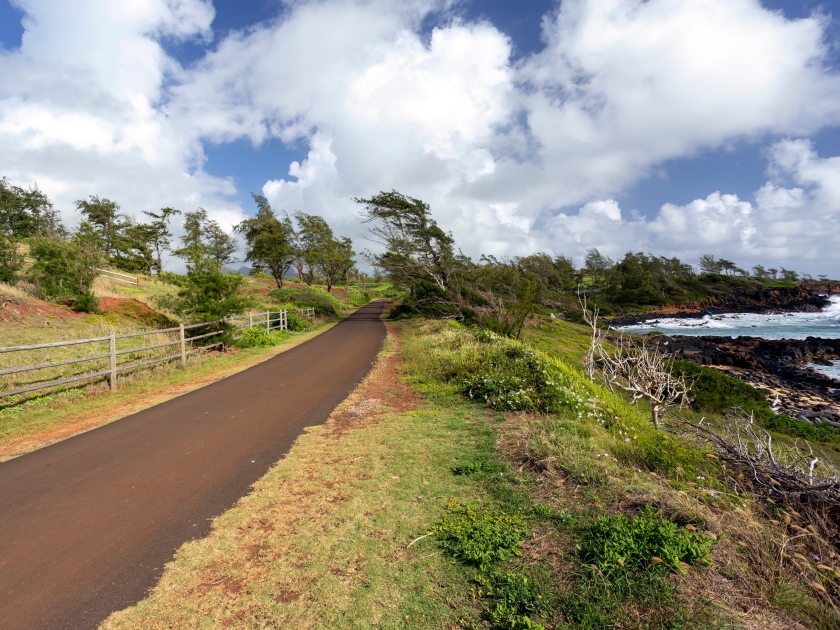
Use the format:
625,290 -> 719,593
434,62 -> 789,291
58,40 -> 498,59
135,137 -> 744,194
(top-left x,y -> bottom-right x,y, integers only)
0,301 -> 386,629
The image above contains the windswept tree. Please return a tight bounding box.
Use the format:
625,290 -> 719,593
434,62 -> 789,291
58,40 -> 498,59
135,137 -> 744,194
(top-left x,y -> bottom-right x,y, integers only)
698,254 -> 722,275
175,208 -> 237,267
75,196 -> 124,258
292,211 -> 326,286
292,211 -> 355,293
235,194 -> 296,288
355,190 -> 455,293
584,248 -> 613,288
0,177 -> 63,237
142,207 -> 181,275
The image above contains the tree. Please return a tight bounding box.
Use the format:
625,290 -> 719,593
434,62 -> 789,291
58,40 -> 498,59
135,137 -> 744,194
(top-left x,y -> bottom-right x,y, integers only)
159,255 -> 253,322
780,267 -> 799,282
355,191 -> 455,293
717,259 -> 737,275
0,230 -> 24,285
175,208 -> 237,267
292,211 -> 325,286
235,194 -> 296,288
320,235 -> 355,293
142,207 -> 180,275
768,268 -> 778,280
752,265 -> 768,279
584,248 -> 613,288
111,219 -> 155,274
698,254 -> 722,275
293,211 -> 355,293
28,227 -> 103,311
0,177 -> 63,237
75,196 -> 123,258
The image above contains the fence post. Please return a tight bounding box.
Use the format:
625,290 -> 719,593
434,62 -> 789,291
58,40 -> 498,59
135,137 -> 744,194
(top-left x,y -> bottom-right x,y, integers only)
283,310 -> 287,330
248,312 -> 253,329
109,330 -> 117,391
179,323 -> 186,368
266,311 -> 270,332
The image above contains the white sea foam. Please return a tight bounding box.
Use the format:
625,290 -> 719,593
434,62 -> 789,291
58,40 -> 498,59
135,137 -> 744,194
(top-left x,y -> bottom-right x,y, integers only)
613,294 -> 840,340
809,361 -> 840,380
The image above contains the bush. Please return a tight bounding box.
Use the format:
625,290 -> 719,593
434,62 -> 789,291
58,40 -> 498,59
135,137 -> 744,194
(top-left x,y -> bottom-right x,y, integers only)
236,326 -> 291,348
28,234 -> 102,301
285,311 -> 308,331
269,286 -> 299,302
0,232 -> 23,285
454,329 -> 587,415
577,506 -> 713,576
268,285 -> 344,316
72,290 -> 99,313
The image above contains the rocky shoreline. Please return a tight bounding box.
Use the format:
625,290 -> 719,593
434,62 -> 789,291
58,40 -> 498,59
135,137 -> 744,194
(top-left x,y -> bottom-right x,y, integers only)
609,284 -> 838,327
657,335 -> 840,427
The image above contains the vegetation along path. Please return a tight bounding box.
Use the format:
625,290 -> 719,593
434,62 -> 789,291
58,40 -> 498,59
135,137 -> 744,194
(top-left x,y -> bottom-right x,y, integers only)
0,301 -> 386,630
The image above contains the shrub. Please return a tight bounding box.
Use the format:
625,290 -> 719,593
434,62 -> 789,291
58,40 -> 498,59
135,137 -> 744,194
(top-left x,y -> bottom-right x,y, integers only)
454,329 -> 587,415
0,232 -> 23,285
73,290 -> 100,313
28,234 -> 102,301
577,506 -> 713,576
285,311 -> 308,331
269,286 -> 299,302
433,501 -> 529,571
237,326 -> 291,348
475,571 -> 548,630
268,285 -> 343,316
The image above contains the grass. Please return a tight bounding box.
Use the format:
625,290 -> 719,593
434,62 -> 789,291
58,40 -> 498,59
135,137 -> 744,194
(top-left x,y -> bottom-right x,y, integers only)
101,325 -> 502,629
83,312 -> 840,628
401,319 -> 837,628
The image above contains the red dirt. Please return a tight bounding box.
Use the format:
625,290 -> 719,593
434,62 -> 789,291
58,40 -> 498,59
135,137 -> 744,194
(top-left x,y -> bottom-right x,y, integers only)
97,297 -> 173,326
0,296 -> 79,322
0,302 -> 386,630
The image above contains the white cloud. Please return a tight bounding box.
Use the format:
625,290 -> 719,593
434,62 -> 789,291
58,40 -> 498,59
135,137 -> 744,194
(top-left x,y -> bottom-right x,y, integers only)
0,0 -> 838,275
539,140 -> 840,274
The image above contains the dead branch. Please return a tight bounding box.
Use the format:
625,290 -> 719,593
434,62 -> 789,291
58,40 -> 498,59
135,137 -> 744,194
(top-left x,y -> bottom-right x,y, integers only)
580,291 -> 692,427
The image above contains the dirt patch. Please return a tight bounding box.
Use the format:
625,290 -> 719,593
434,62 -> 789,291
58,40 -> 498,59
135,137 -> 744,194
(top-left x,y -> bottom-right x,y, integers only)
98,298 -> 174,327
0,295 -> 78,323
330,324 -> 422,434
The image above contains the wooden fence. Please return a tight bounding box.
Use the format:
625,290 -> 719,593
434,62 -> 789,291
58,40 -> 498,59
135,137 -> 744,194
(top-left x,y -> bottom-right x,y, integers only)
97,268 -> 139,286
0,308 -> 316,400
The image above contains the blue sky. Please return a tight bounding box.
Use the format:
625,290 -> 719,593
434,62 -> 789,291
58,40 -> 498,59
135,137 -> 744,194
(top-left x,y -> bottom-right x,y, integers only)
145,0 -> 840,221
1,0 -> 839,273
180,0 -> 840,221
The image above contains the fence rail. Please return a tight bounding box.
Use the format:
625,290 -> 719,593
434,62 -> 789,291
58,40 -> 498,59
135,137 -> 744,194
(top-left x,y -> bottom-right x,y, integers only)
0,307 -> 316,400
97,268 -> 139,286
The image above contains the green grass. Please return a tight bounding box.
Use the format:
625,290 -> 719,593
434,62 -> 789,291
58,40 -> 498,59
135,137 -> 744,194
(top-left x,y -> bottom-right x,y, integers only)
101,332 -> 505,629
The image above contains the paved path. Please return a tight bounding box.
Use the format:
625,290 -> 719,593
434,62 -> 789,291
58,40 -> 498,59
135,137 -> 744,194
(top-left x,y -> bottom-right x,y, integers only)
0,302 -> 386,629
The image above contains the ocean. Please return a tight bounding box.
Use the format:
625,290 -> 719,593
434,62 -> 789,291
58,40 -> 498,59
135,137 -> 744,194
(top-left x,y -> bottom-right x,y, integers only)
612,294 -> 840,380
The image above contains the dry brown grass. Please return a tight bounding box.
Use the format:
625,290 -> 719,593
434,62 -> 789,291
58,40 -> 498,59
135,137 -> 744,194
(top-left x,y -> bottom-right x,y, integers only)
100,323 -> 488,629
497,411 -> 835,628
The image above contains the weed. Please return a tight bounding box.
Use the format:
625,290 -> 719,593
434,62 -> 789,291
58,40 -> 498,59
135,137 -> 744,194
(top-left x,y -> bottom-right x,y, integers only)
478,570 -> 549,629
236,327 -> 292,348
577,506 -> 713,575
433,501 -> 529,571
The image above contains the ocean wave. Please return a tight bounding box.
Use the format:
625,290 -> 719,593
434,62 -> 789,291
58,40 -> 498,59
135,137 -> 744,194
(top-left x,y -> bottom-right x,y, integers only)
614,295 -> 840,340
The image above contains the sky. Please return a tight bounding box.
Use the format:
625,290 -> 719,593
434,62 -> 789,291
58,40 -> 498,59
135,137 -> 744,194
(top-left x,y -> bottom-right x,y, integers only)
1,0 -> 839,275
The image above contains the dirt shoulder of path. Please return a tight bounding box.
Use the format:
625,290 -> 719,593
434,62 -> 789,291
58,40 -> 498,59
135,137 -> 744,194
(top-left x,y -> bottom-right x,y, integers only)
100,323 -> 488,629
0,323 -> 339,462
